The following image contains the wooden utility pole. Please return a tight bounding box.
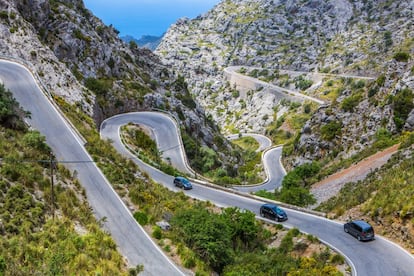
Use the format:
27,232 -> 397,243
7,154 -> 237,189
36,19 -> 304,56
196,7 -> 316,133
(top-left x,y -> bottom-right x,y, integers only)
50,152 -> 55,219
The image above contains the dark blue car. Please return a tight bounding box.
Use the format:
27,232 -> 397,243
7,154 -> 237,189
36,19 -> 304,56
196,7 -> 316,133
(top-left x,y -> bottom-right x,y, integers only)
173,176 -> 193,190
260,203 -> 288,222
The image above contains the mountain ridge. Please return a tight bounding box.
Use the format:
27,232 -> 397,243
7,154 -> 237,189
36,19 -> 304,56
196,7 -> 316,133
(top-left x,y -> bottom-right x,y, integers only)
121,34 -> 163,51
156,0 -> 414,166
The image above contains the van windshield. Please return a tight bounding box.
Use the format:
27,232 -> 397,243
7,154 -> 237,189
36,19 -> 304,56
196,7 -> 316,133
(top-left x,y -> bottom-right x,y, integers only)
364,227 -> 373,233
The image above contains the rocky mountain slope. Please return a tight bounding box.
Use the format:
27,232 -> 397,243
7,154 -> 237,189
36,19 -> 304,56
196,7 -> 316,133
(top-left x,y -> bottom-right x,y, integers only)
156,0 -> 414,165
0,0 -> 242,173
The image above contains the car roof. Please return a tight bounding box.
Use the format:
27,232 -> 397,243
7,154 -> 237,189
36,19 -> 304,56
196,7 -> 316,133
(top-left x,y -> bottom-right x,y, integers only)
175,176 -> 187,180
262,203 -> 280,209
352,220 -> 373,228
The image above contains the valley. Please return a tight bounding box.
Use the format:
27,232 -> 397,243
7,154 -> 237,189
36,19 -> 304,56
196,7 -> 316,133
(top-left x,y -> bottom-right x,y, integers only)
0,0 -> 414,275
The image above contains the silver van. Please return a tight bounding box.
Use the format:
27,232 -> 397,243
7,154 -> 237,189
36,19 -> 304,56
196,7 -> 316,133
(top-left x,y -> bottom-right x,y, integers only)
344,220 -> 375,241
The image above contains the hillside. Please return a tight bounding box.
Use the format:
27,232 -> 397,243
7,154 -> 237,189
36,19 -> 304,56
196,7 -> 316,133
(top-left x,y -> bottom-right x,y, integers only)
0,0 -> 250,180
1,0 -> 414,273
156,0 -> 414,251
0,83 -> 129,275
0,0 -> 352,274
157,0 -> 414,164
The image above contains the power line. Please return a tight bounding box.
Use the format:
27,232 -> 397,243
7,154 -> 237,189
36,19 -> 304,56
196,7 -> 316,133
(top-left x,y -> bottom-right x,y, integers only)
0,158 -> 95,164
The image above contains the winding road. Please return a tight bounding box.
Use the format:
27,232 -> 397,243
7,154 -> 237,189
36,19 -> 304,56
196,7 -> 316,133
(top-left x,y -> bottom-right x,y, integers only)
0,60 -> 185,276
226,133 -> 286,192
2,59 -> 414,276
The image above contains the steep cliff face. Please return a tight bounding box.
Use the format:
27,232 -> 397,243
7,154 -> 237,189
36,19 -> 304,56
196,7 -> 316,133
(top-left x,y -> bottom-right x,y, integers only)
157,0 -> 414,164
0,0 -> 239,170
0,0 -> 88,111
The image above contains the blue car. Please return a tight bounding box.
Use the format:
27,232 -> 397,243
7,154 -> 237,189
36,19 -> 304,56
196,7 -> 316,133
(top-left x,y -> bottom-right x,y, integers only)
260,203 -> 288,222
173,176 -> 193,190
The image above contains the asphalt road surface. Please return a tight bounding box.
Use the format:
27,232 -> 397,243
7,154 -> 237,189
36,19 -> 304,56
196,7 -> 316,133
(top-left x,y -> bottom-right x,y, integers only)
0,59 -> 185,276
102,112 -> 414,276
3,59 -> 414,276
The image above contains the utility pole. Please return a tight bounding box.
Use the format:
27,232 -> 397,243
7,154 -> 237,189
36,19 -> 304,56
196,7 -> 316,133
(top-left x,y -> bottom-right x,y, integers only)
50,152 -> 55,220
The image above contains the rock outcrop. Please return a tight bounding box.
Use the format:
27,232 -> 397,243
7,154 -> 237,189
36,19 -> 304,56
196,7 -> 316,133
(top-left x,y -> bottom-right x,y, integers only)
0,0 -> 239,170
156,0 -> 414,165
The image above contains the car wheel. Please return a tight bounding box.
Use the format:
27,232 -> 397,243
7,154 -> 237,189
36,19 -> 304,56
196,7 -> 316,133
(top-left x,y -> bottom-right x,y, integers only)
357,235 -> 361,241
260,211 -> 265,217
344,227 -> 349,233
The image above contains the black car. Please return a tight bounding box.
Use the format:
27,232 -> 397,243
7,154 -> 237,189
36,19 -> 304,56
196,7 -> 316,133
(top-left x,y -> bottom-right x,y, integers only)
173,176 -> 193,190
344,220 -> 375,241
260,203 -> 288,222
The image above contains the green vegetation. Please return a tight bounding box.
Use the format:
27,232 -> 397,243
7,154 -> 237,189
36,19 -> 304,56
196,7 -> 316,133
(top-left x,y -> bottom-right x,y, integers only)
276,162 -> 319,207
121,124 -> 180,176
0,84 -> 29,130
171,206 -> 342,275
230,137 -> 264,184
180,128 -> 264,185
267,101 -> 317,147
320,120 -> 342,141
255,162 -> 320,207
0,87 -> 127,274
341,92 -> 363,112
292,128 -> 398,189
85,77 -> 152,109
173,75 -> 196,109
393,52 -> 411,62
72,28 -> 91,43
383,31 -> 393,50
294,75 -> 313,90
231,136 -> 259,152
318,78 -> 345,102
392,88 -> 414,131
180,130 -> 223,177
52,97 -> 343,274
317,146 -> 414,245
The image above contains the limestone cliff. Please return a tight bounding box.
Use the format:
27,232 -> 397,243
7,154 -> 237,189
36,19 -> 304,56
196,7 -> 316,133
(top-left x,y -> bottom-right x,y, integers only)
156,0 -> 414,165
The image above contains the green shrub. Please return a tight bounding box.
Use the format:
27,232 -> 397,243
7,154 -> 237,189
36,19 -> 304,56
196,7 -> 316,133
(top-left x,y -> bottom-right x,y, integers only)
238,67 -> 247,74
393,88 -> 414,131
393,52 -> 410,62
376,75 -> 386,87
400,132 -> 414,148
294,75 -> 313,90
84,78 -> 112,96
152,226 -> 162,239
133,211 -> 148,225
0,84 -> 29,129
320,120 -> 342,141
330,254 -> 345,265
341,93 -> 363,112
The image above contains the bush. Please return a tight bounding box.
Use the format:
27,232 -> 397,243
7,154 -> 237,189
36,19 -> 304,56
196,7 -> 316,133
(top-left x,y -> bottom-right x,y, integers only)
376,75 -> 386,87
330,254 -> 345,265
84,78 -> 112,96
133,211 -> 148,225
341,93 -> 363,112
0,84 -> 29,129
393,52 -> 410,62
393,88 -> 414,131
152,226 -> 162,239
294,75 -> 313,90
278,186 -> 316,207
320,121 -> 342,141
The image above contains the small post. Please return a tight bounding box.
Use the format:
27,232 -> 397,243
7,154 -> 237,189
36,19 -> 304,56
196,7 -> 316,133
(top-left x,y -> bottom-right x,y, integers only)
50,152 -> 55,219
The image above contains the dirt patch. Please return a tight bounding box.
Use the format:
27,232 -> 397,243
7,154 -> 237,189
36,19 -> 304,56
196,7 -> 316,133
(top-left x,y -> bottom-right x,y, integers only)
311,144 -> 400,206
